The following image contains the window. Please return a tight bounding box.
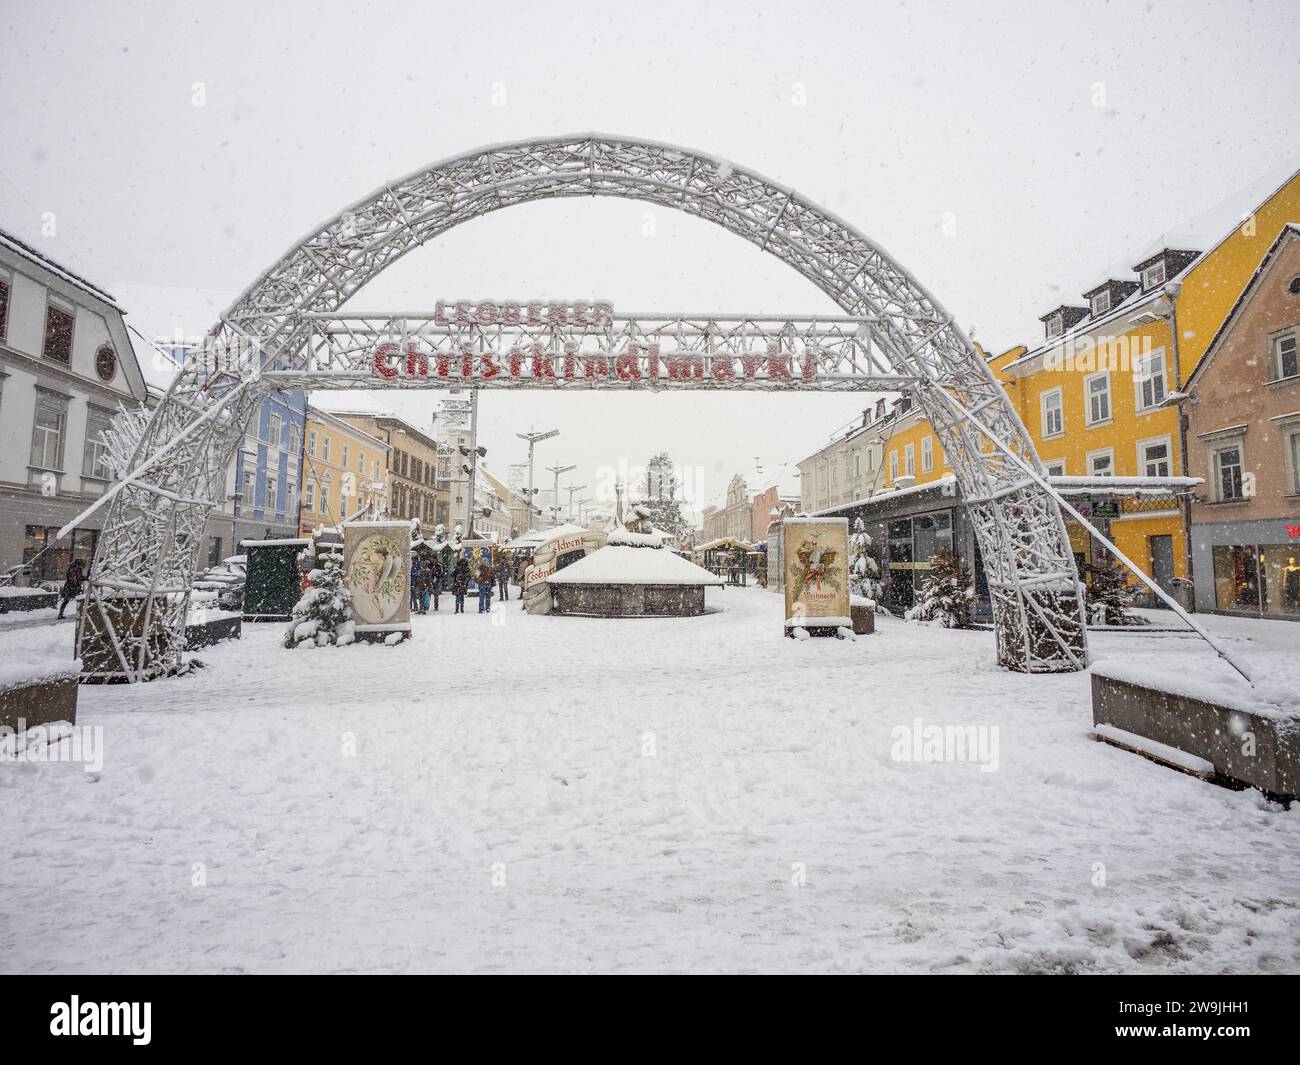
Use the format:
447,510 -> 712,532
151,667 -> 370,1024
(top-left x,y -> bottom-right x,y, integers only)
305,481 -> 315,512
265,474 -> 279,514
0,274 -> 9,341
1041,388 -> 1064,438
1045,313 -> 1064,340
1085,371 -> 1111,425
322,436 -> 331,462
921,436 -> 933,473
1142,260 -> 1167,290
267,413 -> 282,448
30,390 -> 68,470
94,344 -> 117,382
82,405 -> 114,480
338,490 -> 348,520
242,470 -> 255,509
1271,330 -> 1298,381
307,429 -> 316,457
375,459 -> 382,481
1139,437 -> 1171,478
358,450 -> 366,473
43,301 -> 75,364
1134,349 -> 1167,411
1044,460 -> 1066,477
342,443 -> 350,469
1288,427 -> 1300,495
889,450 -> 899,482
904,444 -> 915,477
1087,449 -> 1114,477
1212,443 -> 1244,501
1090,290 -> 1111,316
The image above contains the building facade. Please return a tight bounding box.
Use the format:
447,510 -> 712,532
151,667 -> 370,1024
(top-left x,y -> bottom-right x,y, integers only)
1185,223 -> 1300,620
328,412 -> 445,535
299,407 -> 391,534
988,166 -> 1300,597
202,390 -> 307,564
0,229 -> 149,581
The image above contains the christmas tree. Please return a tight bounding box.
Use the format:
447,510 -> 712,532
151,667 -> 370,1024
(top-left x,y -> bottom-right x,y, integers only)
284,550 -> 355,648
905,548 -> 975,629
849,517 -> 883,609
1085,555 -> 1146,626
635,452 -> 690,542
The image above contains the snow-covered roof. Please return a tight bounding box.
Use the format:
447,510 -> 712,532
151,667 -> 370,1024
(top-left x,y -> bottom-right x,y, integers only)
1049,475 -> 1202,496
548,545 -> 725,585
693,537 -> 754,552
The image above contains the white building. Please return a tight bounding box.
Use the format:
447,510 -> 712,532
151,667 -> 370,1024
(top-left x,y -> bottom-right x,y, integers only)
0,229 -> 149,581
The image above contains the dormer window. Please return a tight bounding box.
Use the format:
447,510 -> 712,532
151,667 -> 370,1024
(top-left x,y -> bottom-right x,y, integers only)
1090,290 -> 1111,316
1142,259 -> 1167,290
1045,313 -> 1064,340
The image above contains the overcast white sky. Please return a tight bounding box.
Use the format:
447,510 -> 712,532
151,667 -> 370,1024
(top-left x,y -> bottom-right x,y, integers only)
2,0 -> 1298,521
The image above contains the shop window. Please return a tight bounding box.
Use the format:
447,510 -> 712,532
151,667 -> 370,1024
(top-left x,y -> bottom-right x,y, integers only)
1212,545 -> 1259,610
1261,545 -> 1300,615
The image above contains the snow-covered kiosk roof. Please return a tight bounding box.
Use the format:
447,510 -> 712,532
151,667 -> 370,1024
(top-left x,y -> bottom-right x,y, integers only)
548,546 -> 725,585
505,523 -> 589,549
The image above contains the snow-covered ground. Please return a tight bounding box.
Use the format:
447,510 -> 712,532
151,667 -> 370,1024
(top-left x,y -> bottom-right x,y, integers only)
1,588 -> 1297,974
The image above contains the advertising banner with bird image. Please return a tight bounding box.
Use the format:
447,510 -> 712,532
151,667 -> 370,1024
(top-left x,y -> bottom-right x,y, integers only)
783,518 -> 850,630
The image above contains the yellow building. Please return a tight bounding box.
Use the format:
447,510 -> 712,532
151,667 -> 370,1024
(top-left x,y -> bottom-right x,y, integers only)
988,165 -> 1300,594
299,406 -> 391,534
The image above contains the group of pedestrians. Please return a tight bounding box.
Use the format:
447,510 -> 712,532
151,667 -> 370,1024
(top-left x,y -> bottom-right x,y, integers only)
408,555 -> 444,614
413,552 -> 521,615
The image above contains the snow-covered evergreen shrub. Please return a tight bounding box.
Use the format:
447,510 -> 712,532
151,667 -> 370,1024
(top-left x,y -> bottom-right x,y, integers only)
905,548 -> 975,629
1085,556 -> 1147,626
849,517 -> 884,611
284,551 -> 355,649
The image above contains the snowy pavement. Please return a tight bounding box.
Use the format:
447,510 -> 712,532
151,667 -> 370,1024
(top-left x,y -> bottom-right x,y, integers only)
1,587 -> 1298,974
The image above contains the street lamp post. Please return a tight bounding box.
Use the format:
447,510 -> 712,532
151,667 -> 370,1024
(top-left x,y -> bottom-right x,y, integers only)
546,463 -> 576,528
565,484 -> 587,522
516,428 -> 558,532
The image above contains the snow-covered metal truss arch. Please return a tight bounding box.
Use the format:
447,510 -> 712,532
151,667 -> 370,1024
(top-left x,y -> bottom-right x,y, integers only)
78,133 -> 1086,681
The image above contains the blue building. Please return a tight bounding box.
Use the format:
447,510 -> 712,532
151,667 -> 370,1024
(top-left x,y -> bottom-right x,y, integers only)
205,389 -> 307,565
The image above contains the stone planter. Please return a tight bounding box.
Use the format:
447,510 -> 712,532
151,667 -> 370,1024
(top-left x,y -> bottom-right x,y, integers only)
0,665 -> 78,732
184,613 -> 242,650
1092,672 -> 1300,800
0,591 -> 57,614
850,604 -> 876,635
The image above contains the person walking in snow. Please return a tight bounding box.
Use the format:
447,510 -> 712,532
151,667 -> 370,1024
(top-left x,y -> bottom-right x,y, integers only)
57,558 -> 85,619
477,559 -> 495,613
423,556 -> 444,612
451,557 -> 471,614
409,557 -> 422,613
496,552 -> 510,601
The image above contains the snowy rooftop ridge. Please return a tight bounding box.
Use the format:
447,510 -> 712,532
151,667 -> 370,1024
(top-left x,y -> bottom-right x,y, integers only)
548,545 -> 725,585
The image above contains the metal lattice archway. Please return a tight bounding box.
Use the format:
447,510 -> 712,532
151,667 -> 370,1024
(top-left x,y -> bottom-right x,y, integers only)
77,133 -> 1087,680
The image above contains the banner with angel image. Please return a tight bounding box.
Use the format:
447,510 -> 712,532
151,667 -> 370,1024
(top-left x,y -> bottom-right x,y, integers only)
343,521 -> 411,636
